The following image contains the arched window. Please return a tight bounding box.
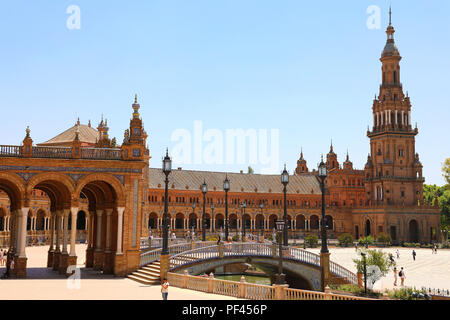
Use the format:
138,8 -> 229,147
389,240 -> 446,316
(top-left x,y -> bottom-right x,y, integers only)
393,71 -> 397,83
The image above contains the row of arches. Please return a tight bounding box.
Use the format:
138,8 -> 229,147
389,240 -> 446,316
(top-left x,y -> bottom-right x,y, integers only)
357,218 -> 430,243
0,171 -> 128,277
147,212 -> 334,231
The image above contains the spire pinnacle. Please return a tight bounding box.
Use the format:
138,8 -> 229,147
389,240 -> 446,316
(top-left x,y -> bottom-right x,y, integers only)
134,94 -> 138,104
389,5 -> 392,26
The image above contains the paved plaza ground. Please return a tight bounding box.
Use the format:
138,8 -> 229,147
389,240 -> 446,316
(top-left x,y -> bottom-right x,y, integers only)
307,246 -> 450,292
0,244 -> 239,300
0,244 -> 448,299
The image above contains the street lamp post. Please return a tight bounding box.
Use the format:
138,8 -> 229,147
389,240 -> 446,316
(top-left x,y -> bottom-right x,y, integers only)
275,219 -> 286,285
201,180 -> 208,241
361,251 -> 368,295
223,175 -> 230,241
318,155 -> 329,292
281,164 -> 289,246
160,149 -> 172,281
161,149 -> 172,255
241,201 -> 247,241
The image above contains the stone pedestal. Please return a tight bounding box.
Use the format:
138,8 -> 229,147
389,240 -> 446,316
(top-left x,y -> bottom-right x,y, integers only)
14,256 -> 27,278
160,254 -> 170,281
102,251 -> 114,274
47,250 -> 54,268
66,255 -> 77,276
320,252 -> 331,292
93,251 -> 104,270
59,253 -> 69,275
53,251 -> 61,271
113,254 -> 125,277
85,247 -> 94,268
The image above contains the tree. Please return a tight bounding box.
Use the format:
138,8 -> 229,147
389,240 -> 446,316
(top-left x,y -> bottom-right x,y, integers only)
353,249 -> 395,280
338,233 -> 354,247
247,166 -> 254,174
443,158 -> 450,185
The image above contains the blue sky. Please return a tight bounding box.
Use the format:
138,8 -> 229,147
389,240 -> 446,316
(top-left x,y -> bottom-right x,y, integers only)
0,0 -> 449,185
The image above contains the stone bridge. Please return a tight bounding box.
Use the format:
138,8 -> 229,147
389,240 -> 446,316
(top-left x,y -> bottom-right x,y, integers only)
164,243 -> 358,291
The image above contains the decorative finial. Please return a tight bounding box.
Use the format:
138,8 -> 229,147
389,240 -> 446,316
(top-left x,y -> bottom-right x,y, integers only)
346,149 -> 350,162
389,6 -> 392,26
166,147 -> 168,157
77,117 -> 80,126
330,139 -> 334,152
74,125 -> 80,141
88,120 -> 91,127
134,94 -> 138,104
25,126 -> 30,138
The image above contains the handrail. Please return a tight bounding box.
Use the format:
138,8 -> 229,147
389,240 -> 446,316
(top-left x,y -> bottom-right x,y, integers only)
166,272 -> 374,300
0,145 -> 22,157
168,243 -> 359,286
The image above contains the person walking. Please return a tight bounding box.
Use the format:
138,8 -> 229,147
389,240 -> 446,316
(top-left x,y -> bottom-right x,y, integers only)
399,267 -> 406,286
393,267 -> 398,286
216,235 -> 221,245
161,279 -> 169,300
389,253 -> 394,263
412,250 -> 416,261
354,242 -> 358,252
396,249 -> 400,259
2,250 -> 6,266
0,249 -> 3,267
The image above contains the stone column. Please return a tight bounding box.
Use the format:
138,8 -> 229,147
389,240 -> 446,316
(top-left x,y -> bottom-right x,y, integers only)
69,208 -> 78,256
103,208 -> 113,274
59,209 -> 70,274
85,210 -> 95,268
116,207 -> 124,255
53,211 -> 62,271
93,209 -> 104,270
47,213 -> 55,267
17,208 -> 29,258
15,208 -> 29,278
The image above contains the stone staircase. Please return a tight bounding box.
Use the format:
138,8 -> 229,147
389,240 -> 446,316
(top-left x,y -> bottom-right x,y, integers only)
127,261 -> 161,285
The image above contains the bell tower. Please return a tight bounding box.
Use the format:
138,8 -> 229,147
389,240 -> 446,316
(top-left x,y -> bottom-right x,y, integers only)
365,9 -> 424,206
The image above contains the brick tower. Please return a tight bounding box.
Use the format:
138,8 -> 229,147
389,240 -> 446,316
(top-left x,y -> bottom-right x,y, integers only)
365,9 -> 424,206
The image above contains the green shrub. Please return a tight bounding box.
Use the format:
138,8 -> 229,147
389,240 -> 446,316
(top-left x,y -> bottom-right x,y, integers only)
358,235 -> 375,245
376,233 -> 391,244
206,236 -> 218,242
305,235 -> 318,248
334,284 -> 381,298
231,235 -> 240,242
338,233 -> 354,247
387,287 -> 428,300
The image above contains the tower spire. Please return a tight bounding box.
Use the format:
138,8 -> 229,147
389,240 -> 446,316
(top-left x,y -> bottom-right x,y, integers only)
389,5 -> 392,26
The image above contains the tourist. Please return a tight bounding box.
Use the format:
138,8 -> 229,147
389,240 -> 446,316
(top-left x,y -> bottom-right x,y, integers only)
412,250 -> 416,261
396,249 -> 400,259
161,279 -> 169,300
217,235 -> 221,245
2,250 -> 6,265
399,267 -> 406,286
389,253 -> 394,263
434,245 -> 438,254
0,249 -> 3,266
393,267 -> 398,286
354,243 -> 358,252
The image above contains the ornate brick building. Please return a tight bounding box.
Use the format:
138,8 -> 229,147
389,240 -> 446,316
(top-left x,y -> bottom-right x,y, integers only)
0,16 -> 442,279
144,18 -> 441,244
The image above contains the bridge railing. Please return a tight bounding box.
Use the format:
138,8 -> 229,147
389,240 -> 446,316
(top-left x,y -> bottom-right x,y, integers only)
166,272 -> 375,300
329,261 -> 359,286
139,241 -> 216,267
168,242 -> 359,287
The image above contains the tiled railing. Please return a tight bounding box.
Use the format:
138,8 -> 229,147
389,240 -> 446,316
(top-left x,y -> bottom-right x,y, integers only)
0,144 -> 123,160
166,272 -> 374,300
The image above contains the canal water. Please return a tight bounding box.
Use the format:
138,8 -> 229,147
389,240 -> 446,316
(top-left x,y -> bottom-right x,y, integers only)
215,274 -> 271,286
